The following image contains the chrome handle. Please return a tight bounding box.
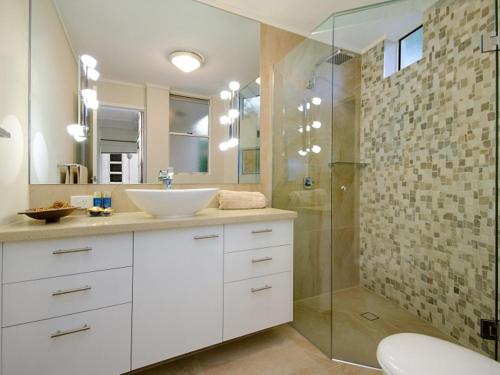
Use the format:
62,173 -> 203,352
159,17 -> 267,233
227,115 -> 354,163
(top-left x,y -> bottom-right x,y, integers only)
252,256 -> 273,263
50,324 -> 90,338
194,234 -> 220,240
52,246 -> 92,255
251,285 -> 272,293
251,229 -> 273,234
52,285 -> 92,296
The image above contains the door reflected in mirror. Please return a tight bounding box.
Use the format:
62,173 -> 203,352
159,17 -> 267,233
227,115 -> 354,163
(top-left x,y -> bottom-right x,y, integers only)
96,106 -> 143,184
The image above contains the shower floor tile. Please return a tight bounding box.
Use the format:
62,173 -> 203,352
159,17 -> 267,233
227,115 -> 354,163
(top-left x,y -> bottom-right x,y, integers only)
294,286 -> 457,368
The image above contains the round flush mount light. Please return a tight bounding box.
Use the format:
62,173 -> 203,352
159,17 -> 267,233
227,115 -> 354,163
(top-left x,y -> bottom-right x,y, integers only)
169,51 -> 204,73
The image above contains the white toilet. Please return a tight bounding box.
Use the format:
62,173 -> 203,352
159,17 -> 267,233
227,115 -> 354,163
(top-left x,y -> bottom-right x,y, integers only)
377,333 -> 500,375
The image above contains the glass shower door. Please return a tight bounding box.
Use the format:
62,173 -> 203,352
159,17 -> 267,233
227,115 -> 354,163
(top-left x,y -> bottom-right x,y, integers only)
273,17 -> 334,357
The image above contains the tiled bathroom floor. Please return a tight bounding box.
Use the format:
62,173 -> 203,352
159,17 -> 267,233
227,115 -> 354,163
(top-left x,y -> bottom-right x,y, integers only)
294,286 -> 457,368
133,324 -> 379,375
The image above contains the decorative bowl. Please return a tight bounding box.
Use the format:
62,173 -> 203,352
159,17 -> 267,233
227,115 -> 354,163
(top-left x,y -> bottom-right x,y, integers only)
18,206 -> 79,223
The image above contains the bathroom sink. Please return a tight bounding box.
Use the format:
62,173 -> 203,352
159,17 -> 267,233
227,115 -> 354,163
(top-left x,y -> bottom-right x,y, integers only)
126,188 -> 218,218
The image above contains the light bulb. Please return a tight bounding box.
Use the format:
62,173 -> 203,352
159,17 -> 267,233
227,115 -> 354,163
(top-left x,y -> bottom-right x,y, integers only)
229,81 -> 240,91
298,105 -> 304,112
220,90 -> 231,100
66,123 -> 84,137
74,135 -> 87,143
219,142 -> 229,151
298,127 -> 304,133
87,68 -> 100,81
228,109 -> 239,119
80,54 -> 97,69
228,138 -> 239,147
86,99 -> 99,110
312,145 -> 321,153
312,97 -> 322,105
255,77 -> 261,85
219,115 -> 231,125
298,149 -> 308,156
312,121 -> 321,129
306,125 -> 311,132
306,147 -> 311,152
81,89 -> 97,101
306,102 -> 311,110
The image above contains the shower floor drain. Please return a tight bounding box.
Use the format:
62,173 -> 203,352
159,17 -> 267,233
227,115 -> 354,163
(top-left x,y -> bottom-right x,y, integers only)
360,312 -> 380,321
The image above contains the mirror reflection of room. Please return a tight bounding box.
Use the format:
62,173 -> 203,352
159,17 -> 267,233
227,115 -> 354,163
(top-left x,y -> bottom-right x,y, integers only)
29,0 -> 261,185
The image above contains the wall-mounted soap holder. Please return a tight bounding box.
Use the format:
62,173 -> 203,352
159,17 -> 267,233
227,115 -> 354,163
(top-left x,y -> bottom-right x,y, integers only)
0,127 -> 11,139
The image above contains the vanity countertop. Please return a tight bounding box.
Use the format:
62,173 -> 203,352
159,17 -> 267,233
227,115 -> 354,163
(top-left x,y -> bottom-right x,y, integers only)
0,208 -> 297,242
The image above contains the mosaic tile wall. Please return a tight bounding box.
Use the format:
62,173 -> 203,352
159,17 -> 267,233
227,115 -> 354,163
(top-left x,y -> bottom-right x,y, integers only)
359,0 -> 497,356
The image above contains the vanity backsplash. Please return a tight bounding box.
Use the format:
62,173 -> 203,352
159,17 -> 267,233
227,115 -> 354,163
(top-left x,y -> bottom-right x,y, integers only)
29,184 -> 262,213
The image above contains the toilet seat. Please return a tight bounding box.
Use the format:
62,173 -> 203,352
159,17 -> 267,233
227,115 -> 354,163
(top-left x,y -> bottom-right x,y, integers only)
376,333 -> 500,375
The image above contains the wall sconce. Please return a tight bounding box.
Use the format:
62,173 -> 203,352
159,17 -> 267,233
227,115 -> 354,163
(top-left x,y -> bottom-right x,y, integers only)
297,97 -> 322,156
66,54 -> 100,143
218,81 -> 240,151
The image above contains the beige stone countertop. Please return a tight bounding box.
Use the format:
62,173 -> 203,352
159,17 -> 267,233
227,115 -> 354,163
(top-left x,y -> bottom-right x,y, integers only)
0,208 -> 298,242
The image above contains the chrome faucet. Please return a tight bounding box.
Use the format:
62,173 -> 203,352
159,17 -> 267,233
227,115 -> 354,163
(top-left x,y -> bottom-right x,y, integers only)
158,167 -> 174,189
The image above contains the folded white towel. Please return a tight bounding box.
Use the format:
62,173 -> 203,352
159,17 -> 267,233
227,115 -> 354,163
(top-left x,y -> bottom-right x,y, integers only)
218,190 -> 267,210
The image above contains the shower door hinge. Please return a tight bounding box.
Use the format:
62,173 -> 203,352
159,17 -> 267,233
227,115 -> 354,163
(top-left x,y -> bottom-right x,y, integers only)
481,33 -> 499,53
480,319 -> 499,340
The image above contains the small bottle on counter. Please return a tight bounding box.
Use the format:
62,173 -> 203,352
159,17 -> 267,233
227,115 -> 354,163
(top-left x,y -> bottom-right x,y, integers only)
103,191 -> 112,209
93,191 -> 103,208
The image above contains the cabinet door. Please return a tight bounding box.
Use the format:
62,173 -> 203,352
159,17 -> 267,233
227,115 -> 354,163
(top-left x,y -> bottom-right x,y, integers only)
132,226 -> 223,370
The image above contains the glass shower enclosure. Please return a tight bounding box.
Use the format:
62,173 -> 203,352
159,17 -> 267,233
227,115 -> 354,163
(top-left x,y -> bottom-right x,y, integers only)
273,0 -> 499,368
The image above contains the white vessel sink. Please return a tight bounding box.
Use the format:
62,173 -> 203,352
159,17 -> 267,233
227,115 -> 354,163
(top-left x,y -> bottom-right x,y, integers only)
126,188 -> 218,218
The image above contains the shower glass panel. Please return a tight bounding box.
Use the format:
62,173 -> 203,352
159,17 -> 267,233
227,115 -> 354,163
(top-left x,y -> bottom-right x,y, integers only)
273,16 -> 334,357
274,0 -> 499,368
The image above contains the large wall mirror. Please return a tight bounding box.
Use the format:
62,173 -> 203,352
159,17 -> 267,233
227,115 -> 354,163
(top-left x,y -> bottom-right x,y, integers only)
29,0 -> 261,185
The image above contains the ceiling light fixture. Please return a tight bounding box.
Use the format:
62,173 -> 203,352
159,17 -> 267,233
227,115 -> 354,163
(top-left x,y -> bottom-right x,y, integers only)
169,51 -> 204,73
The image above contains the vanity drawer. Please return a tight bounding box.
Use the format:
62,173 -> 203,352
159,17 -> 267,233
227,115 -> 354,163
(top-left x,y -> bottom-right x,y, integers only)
3,267 -> 132,327
224,220 -> 293,253
3,233 -> 133,283
224,245 -> 292,283
2,303 -> 131,375
223,272 -> 292,341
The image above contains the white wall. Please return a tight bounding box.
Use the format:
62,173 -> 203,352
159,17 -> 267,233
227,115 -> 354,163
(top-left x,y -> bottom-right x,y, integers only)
30,0 -> 78,184
0,0 -> 29,223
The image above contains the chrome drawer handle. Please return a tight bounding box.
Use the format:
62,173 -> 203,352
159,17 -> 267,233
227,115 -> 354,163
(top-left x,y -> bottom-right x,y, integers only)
50,324 -> 90,338
52,246 -> 92,255
251,229 -> 273,234
52,285 -> 92,296
194,234 -> 220,240
251,285 -> 272,293
252,256 -> 273,263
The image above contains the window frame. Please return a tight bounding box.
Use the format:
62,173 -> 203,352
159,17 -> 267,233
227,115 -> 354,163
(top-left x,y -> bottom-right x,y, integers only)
398,25 -> 423,71
168,93 -> 211,174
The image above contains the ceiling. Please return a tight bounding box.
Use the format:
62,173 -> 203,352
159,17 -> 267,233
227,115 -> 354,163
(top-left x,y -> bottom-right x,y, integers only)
195,0 -> 384,36
52,0 -> 260,96
198,0 -> 438,53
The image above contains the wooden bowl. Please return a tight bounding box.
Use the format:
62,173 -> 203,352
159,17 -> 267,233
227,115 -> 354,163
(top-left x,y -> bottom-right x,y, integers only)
18,207 -> 79,223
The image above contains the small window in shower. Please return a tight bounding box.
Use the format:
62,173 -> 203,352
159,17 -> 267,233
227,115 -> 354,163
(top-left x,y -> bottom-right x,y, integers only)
398,25 -> 423,70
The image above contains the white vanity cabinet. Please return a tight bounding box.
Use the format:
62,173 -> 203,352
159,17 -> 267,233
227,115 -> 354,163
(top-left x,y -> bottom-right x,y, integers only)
1,233 -> 133,375
223,221 -> 293,340
132,225 -> 224,370
0,213 -> 295,374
